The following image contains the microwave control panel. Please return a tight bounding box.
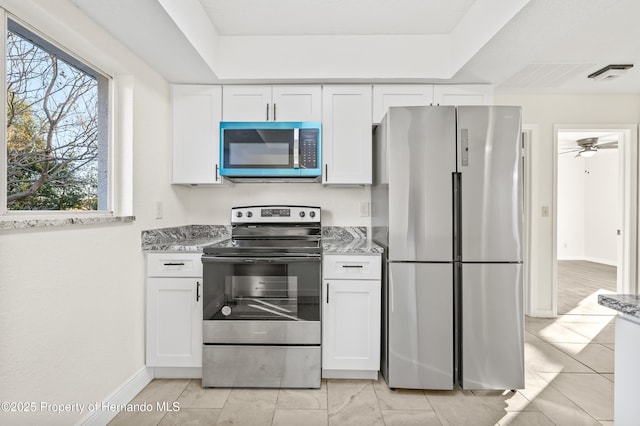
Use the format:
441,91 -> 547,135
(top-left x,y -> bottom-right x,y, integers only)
299,129 -> 318,169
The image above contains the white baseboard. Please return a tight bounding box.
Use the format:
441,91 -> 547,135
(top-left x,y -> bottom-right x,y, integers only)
322,369 -> 379,380
527,309 -> 555,318
558,256 -> 617,267
153,367 -> 202,379
77,366 -> 153,426
584,257 -> 617,267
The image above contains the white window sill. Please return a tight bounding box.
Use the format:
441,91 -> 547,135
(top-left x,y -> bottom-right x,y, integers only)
0,215 -> 135,230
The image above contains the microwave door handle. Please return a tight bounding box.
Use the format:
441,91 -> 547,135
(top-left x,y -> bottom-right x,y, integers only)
293,128 -> 300,168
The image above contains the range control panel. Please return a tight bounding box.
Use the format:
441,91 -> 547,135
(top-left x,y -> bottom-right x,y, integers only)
230,205 -> 321,224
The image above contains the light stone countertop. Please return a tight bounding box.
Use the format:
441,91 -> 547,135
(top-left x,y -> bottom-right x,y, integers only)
141,225 -> 383,255
141,225 -> 230,252
322,238 -> 383,255
598,294 -> 640,319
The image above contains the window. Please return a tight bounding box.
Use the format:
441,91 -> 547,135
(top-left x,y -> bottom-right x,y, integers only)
4,18 -> 110,213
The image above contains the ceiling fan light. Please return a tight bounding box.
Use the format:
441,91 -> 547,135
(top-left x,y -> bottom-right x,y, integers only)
579,149 -> 597,158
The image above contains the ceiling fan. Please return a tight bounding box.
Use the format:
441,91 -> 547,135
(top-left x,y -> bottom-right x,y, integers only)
560,136 -> 618,157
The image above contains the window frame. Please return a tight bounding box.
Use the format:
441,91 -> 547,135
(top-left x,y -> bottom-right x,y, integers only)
0,12 -> 116,219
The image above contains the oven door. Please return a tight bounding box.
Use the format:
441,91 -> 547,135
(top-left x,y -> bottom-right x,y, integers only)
202,255 -> 321,345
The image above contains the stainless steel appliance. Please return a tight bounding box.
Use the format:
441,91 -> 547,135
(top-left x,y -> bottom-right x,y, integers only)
201,205 -> 322,388
219,122 -> 322,181
372,105 -> 524,390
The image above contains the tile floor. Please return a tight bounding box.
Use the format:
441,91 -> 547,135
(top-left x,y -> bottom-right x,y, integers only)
111,264 -> 617,425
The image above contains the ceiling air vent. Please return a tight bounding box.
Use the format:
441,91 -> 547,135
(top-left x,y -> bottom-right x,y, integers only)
588,64 -> 633,81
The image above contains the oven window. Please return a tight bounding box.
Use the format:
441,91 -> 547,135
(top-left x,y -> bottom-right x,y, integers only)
203,259 -> 320,322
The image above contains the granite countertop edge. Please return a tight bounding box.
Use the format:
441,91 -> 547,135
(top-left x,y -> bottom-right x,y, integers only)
141,225 -> 383,255
598,294 -> 640,319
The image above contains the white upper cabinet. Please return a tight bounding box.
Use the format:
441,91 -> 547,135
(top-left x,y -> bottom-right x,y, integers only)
372,84 -> 434,124
222,85 -> 321,121
322,85 -> 372,185
272,85 -> 322,121
433,85 -> 494,106
171,84 -> 223,185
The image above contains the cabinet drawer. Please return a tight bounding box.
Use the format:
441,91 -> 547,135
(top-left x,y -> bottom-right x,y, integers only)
323,254 -> 381,280
146,253 -> 203,277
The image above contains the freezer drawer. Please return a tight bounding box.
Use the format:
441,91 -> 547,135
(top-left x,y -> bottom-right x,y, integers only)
202,345 -> 321,388
385,262 -> 453,389
461,263 -> 524,390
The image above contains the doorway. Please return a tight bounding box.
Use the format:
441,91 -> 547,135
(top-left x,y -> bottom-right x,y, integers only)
553,125 -> 637,316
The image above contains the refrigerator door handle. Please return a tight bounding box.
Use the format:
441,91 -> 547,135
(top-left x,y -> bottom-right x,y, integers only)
460,129 -> 469,167
390,269 -> 394,313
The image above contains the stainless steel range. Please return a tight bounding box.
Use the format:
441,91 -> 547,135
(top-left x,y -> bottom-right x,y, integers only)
201,205 -> 322,388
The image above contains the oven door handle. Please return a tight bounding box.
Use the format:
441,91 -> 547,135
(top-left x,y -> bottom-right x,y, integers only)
202,256 -> 321,263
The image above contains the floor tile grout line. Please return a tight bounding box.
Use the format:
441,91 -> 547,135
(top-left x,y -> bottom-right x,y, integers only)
528,368 -> 607,424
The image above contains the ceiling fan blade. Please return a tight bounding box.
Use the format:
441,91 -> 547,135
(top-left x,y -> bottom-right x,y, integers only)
560,149 -> 580,154
596,141 -> 618,149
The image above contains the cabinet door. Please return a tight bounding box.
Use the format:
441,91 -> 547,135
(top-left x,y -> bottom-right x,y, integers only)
147,278 -> 203,367
272,85 -> 322,121
372,84 -> 434,123
222,85 -> 272,121
322,279 -> 381,371
433,85 -> 494,106
322,85 -> 372,184
171,85 -> 223,184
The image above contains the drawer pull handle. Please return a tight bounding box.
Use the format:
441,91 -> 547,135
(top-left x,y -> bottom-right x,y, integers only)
163,262 -> 185,266
342,265 -> 364,268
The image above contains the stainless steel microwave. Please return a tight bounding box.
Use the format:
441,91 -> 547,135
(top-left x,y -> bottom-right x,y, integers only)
219,122 -> 322,180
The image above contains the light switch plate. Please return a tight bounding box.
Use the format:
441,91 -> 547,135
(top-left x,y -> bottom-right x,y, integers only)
360,201 -> 370,217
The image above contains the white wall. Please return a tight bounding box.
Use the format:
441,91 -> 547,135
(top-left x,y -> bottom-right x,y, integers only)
0,1 -> 188,424
558,149 -> 619,265
186,183 -> 371,229
557,153 -> 586,259
496,94 -> 640,316
584,149 -> 619,265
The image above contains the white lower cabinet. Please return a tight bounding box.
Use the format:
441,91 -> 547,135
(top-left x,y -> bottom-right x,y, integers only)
322,254 -> 381,379
146,253 -> 202,373
614,315 -> 640,424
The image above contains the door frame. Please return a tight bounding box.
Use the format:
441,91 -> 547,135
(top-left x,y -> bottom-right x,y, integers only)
522,125 -> 536,316
552,123 -> 638,315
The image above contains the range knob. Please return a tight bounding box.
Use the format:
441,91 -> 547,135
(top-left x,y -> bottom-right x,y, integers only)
309,211 -> 316,218
299,211 -> 306,218
246,211 -> 253,218
236,211 -> 243,218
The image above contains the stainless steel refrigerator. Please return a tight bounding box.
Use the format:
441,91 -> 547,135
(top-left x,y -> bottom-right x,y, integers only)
372,105 -> 524,390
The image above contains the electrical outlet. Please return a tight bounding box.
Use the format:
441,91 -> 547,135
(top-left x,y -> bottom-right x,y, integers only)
360,201 -> 370,217
155,201 -> 163,219
541,206 -> 549,217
